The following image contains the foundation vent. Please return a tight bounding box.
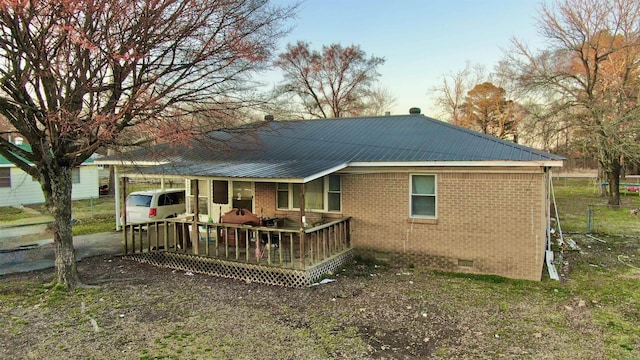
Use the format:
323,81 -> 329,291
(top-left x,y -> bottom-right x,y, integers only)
458,259 -> 474,268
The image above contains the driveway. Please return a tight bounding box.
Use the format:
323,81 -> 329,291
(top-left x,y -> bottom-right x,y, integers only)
0,226 -> 122,275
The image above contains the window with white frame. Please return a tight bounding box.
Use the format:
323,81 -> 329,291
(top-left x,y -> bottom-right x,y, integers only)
277,175 -> 341,212
411,174 -> 436,217
0,168 -> 10,188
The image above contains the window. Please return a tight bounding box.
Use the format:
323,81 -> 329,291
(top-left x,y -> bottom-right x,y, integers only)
0,168 -> 10,188
126,195 -> 152,207
277,183 -> 289,209
277,175 -> 341,212
72,167 -> 80,184
328,175 -> 341,211
198,180 -> 210,215
159,192 -> 185,206
212,180 -> 229,204
411,174 -> 436,217
232,181 -> 253,210
187,179 -> 211,215
293,178 -> 323,210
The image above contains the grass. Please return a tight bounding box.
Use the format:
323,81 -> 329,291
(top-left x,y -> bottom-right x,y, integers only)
1,176 -> 639,359
552,177 -> 640,358
0,206 -> 34,222
553,177 -> 640,235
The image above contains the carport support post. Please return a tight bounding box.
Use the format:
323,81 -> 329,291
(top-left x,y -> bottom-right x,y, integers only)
121,176 -> 128,254
299,183 -> 305,269
114,166 -> 121,230
192,180 -> 199,255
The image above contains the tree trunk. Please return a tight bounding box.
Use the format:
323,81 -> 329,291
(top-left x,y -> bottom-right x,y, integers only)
598,164 -> 608,197
606,157 -> 622,208
107,149 -> 116,196
108,165 -> 115,196
45,165 -> 81,288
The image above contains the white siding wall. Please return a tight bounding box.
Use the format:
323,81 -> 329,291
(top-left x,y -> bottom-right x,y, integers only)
0,167 -> 45,206
71,165 -> 99,200
0,165 -> 99,207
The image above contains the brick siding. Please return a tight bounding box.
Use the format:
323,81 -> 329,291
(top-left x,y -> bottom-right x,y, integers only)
254,169 -> 548,281
343,170 -> 547,281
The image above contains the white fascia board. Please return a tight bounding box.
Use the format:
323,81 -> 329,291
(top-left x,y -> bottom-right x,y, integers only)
347,160 -> 564,168
119,172 -> 307,184
302,163 -> 349,183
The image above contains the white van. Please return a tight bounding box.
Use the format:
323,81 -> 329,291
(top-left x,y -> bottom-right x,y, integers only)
125,189 -> 186,224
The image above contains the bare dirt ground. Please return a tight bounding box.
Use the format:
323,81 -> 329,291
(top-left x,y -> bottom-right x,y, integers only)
1,233 -> 638,359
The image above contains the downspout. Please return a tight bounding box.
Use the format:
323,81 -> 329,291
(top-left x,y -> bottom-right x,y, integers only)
546,167 -> 551,252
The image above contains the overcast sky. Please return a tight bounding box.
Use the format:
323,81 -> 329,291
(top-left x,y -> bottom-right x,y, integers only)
265,0 -> 547,117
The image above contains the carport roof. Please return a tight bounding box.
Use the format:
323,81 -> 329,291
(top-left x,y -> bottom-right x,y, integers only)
129,160 -> 347,182
98,113 -> 564,181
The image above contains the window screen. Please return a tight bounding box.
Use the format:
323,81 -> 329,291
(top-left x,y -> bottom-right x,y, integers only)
411,175 -> 436,217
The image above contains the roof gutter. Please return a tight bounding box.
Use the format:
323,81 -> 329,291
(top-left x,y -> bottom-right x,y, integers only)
347,160 -> 564,168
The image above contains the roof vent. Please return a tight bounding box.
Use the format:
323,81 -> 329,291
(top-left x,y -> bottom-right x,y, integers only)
409,107 -> 421,115
264,114 -> 274,122
385,111 -> 391,116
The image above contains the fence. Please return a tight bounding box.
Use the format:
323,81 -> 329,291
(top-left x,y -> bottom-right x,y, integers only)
553,177 -> 640,236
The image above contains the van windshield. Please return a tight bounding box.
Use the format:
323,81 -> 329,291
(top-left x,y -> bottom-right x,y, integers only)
127,195 -> 152,207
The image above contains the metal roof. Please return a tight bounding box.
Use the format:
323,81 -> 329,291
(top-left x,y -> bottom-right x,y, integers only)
101,114 -> 564,179
0,144 -> 95,166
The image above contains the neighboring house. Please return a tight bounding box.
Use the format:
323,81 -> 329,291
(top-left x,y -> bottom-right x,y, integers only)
0,143 -> 99,207
99,109 -> 564,282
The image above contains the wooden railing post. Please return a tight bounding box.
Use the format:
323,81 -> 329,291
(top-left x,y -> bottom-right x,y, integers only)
163,221 -> 169,251
121,176 -> 128,254
300,231 -> 305,269
192,180 -> 200,255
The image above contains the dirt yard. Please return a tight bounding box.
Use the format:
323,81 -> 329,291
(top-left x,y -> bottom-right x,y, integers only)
1,233 -> 638,359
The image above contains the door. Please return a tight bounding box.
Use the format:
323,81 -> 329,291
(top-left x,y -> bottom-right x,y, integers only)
232,181 -> 253,212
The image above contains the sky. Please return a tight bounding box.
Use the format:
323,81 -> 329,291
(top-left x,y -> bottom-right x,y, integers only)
265,0 -> 547,117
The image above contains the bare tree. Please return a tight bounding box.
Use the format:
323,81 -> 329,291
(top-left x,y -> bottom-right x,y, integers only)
359,86 -> 397,116
274,42 -> 385,118
0,0 -> 295,288
506,0 -> 640,206
432,62 -> 488,124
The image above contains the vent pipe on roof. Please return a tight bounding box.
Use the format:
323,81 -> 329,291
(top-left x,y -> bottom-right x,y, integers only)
264,114 -> 274,122
409,107 -> 421,115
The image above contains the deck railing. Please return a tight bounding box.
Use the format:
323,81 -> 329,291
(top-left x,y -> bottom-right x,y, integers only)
122,217 -> 351,270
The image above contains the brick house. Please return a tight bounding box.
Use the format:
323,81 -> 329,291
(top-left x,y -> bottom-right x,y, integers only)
100,110 -> 563,283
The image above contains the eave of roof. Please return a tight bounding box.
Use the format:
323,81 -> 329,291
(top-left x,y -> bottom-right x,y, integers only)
0,144 -> 95,166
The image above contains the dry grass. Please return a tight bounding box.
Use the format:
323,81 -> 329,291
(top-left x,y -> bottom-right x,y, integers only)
0,177 -> 638,359
1,234 -> 638,360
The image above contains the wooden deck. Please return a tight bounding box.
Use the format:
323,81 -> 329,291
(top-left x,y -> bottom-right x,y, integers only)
121,217 -> 352,287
